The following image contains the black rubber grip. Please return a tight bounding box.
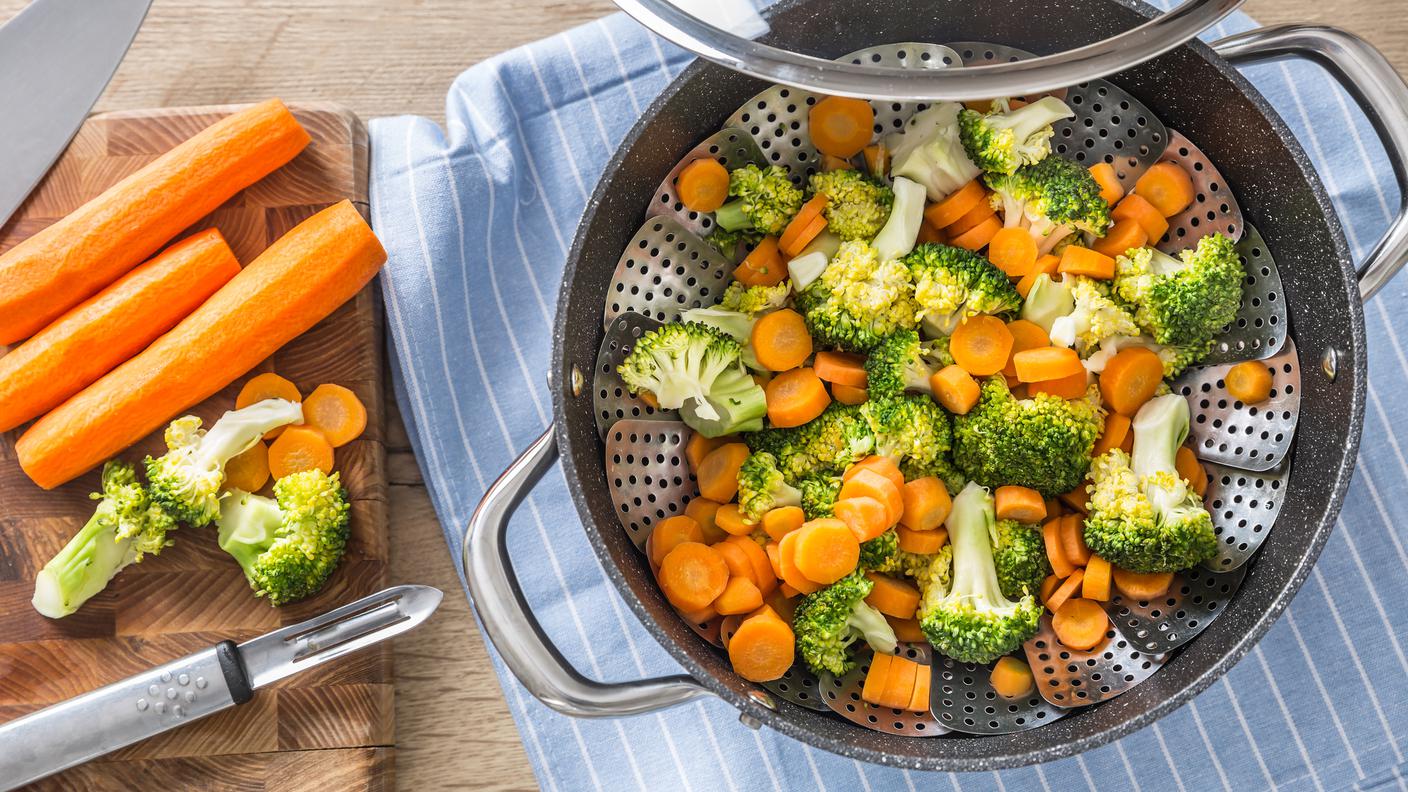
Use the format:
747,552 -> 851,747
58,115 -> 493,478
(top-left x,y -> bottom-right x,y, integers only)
215,640 -> 254,705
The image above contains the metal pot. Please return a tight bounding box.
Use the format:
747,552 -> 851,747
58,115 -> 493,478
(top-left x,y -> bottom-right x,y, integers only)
464,0 -> 1408,770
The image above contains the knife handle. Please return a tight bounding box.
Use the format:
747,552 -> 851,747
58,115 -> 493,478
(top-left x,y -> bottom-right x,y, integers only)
0,640 -> 252,790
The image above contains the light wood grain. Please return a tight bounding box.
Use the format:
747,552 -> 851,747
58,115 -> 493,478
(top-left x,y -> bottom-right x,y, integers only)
0,1 -> 1402,790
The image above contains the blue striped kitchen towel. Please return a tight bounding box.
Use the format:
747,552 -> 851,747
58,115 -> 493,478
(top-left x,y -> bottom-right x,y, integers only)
368,6 -> 1408,791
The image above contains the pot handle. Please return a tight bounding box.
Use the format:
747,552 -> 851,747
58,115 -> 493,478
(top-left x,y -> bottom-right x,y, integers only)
462,425 -> 714,717
1213,25 -> 1408,301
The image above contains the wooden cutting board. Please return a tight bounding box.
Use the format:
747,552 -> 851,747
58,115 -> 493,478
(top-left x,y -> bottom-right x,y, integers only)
0,104 -> 392,790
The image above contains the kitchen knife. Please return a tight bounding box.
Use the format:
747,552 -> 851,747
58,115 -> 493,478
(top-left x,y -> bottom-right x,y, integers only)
0,0 -> 152,228
0,584 -> 442,789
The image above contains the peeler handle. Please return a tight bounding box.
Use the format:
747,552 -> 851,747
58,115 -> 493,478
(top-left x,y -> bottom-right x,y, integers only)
1214,25 -> 1408,301
462,425 -> 713,717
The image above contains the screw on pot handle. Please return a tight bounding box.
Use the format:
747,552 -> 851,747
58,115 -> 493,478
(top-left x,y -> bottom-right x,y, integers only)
462,425 -> 714,717
1214,26 -> 1408,302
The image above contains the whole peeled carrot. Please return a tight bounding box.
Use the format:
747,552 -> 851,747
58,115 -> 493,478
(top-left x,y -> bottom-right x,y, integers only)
0,99 -> 311,344
17,201 -> 386,489
0,229 -> 240,433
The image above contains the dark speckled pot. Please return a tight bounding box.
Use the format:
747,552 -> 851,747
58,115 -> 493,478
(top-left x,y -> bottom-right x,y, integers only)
550,0 -> 1365,770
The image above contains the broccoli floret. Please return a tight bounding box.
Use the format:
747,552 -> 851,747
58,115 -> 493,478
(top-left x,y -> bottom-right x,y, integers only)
713,164 -> 804,236
793,402 -> 877,475
795,240 -> 918,352
809,170 -> 893,241
1049,275 -> 1141,356
992,519 -> 1050,600
216,470 -> 351,605
1083,394 -> 1216,573
145,399 -> 304,528
952,377 -> 1105,496
912,544 -> 954,618
793,571 -> 898,676
864,330 -> 954,401
737,451 -> 803,523
679,306 -> 761,371
862,395 -> 963,491
718,280 -> 790,316
905,243 -> 1022,336
859,528 -> 900,571
887,103 -> 983,200
959,96 -> 1075,175
919,482 -> 1042,663
617,321 -> 767,438
1114,234 -> 1244,362
985,155 -> 1112,253
31,461 -> 177,619
798,474 -> 843,519
1020,273 -> 1074,335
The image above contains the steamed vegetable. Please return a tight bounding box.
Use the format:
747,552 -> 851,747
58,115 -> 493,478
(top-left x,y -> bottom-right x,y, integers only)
217,469 -> 351,605
616,321 -> 767,437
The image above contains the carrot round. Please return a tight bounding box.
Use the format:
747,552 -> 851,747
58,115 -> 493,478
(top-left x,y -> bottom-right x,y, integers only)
713,537 -> 757,585
777,529 -> 823,595
888,616 -> 926,644
762,505 -> 806,542
896,524 -> 947,554
686,432 -> 735,473
0,100 -> 311,345
1045,568 -> 1086,613
650,515 -> 705,567
752,309 -> 813,372
714,576 -> 765,615
900,476 -> 952,531
676,603 -> 718,625
299,383 -> 368,448
809,97 -> 875,158
1059,513 -> 1092,566
831,383 -> 868,405
1100,347 -> 1164,415
765,367 -> 831,428
1053,598 -> 1110,650
879,655 -> 920,709
951,315 -> 1015,376
659,542 -> 730,612
727,534 -> 778,596
16,201 -> 384,489
1176,446 -> 1209,498
237,372 -> 303,412
1003,320 -> 1052,378
1083,554 -> 1113,601
1112,568 -> 1175,601
1226,360 -> 1273,404
930,365 -> 981,414
1016,255 -> 1061,298
1028,370 -> 1088,400
907,662 -> 932,712
1090,218 -> 1149,259
925,179 -> 987,229
267,425 -> 335,479
1039,574 -> 1062,604
1088,162 -> 1125,206
223,440 -> 271,494
951,216 -> 1003,252
1112,193 -> 1170,242
677,158 -> 730,213
0,230 -> 240,433
916,219 -> 947,246
842,456 -> 904,493
990,656 -> 1035,699
1093,412 -> 1131,456
734,236 -> 787,287
779,194 -> 829,257
1042,518 -> 1076,578
792,518 -> 861,584
715,503 -> 753,536
864,573 -> 920,619
839,468 -> 904,526
764,585 -> 798,624
813,351 -> 868,388
988,227 -> 1039,277
696,442 -> 751,502
946,199 -> 997,237
995,485 -> 1046,523
1134,162 -> 1197,217
1057,245 -> 1116,280
685,498 -> 727,543
728,611 -> 795,682
1013,346 -> 1082,383
834,496 -> 891,542
862,652 -> 893,705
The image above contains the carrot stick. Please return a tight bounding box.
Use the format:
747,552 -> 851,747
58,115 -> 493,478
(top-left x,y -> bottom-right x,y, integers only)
842,455 -> 904,493
651,515 -> 705,566
236,372 -> 303,439
924,179 -> 987,229
0,230 -> 240,432
1092,412 -> 1131,456
727,534 -> 779,596
734,236 -> 787,286
930,365 -> 981,414
946,198 -> 997,237
223,440 -> 271,494
779,194 -> 830,257
839,468 -> 904,526
695,442 -> 751,502
831,382 -> 868,405
1090,218 -> 1149,259
1112,568 -> 1175,601
765,367 -> 832,428
752,309 -> 814,371
686,498 -> 727,544
949,216 -> 1002,252
1059,513 -> 1092,566
1088,162 -> 1125,206
1058,484 -> 1090,515
686,432 -> 735,473
887,616 -> 926,644
1176,446 -> 1209,498
1083,555 -> 1112,601
762,505 -> 806,542
659,542 -> 730,612
714,576 -> 765,615
1002,320 -> 1051,379
1027,370 -> 1088,400
16,201 -> 384,489
809,97 -> 875,158
834,496 -> 891,542
1112,193 -> 1170,242
813,351 -> 869,388
1053,598 -> 1109,650
677,158 -> 731,212
863,144 -> 888,177
1039,574 -> 1062,604
301,383 -> 367,448
0,100 -> 311,344
1045,568 -> 1086,613
1134,162 -> 1196,217
995,485 -> 1046,523
728,611 -> 795,682
1012,346 -> 1082,383
1099,347 -> 1164,415
267,425 -> 335,479
990,656 -> 1035,698
1226,361 -> 1274,404
1043,517 -> 1075,578
715,503 -> 753,536
987,227 -> 1039,277
951,315 -> 1015,376
1058,245 -> 1117,280
777,529 -> 823,595
896,524 -> 947,554
864,573 -> 921,619
792,518 -> 861,584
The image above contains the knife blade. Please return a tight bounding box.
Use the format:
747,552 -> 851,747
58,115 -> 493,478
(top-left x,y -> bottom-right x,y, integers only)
0,585 -> 442,790
0,0 -> 152,228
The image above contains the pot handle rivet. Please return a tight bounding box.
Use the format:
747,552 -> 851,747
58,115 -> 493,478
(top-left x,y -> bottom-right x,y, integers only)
569,365 -> 584,398
738,712 -> 763,730
1321,347 -> 1339,382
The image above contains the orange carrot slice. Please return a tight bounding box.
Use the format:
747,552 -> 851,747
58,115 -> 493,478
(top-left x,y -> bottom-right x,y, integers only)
813,351 -> 869,388
1134,162 -> 1196,217
1058,245 -> 1116,280
766,367 -> 832,428
864,573 -> 921,619
839,468 -> 904,526
995,486 -> 1046,523
900,477 -> 952,531
728,611 -> 795,682
651,515 -> 705,567
779,194 -> 830,257
1090,218 -> 1149,259
792,518 -> 861,584
1083,555 -> 1113,601
951,315 -> 1014,376
659,542 -> 730,612
752,309 -> 814,372
831,382 -> 868,405
1043,517 -> 1075,578
834,496 -> 891,542
1088,162 -> 1125,206
842,456 -> 904,493
696,443 -> 751,502
1112,193 -> 1170,242
677,158 -> 730,213
734,236 -> 787,286
1112,568 -> 1175,601
762,505 -> 806,542
988,227 -> 1038,277
1226,360 -> 1273,404
1100,347 -> 1163,415
930,365 -> 981,414
301,383 -> 367,448
714,576 -> 765,615
925,179 -> 987,229
1012,346 -> 1082,383
809,97 -> 875,158
223,440 -> 271,494
950,215 -> 1003,252
1053,598 -> 1110,650
896,525 -> 947,554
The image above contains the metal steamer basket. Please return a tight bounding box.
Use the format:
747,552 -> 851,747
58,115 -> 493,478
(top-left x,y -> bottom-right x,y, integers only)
464,0 -> 1408,770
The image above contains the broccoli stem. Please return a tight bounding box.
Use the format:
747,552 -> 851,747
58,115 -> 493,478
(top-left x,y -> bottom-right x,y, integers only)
1003,96 -> 1075,143
217,491 -> 284,582
947,482 -> 1006,604
197,399 -> 305,470
713,200 -> 753,232
31,510 -> 135,619
1131,394 -> 1189,480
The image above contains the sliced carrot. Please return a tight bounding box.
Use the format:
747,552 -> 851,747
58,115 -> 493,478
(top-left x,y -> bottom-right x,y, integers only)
715,536 -> 757,587
1226,360 -> 1274,405
1016,255 -> 1061,298
696,442 -> 751,502
716,503 -> 753,537
1176,446 -> 1209,498
223,440 -> 271,494
1090,218 -> 1149,259
1043,518 -> 1076,578
1053,598 -> 1110,650
779,582 -> 802,598
764,586 -> 799,624
813,350 -> 869,388
650,515 -> 705,567
677,158 -> 730,213
1046,497 -> 1065,519
301,383 -> 367,448
835,496 -> 891,542
779,194 -> 830,257
764,542 -> 785,581
995,485 -> 1046,523
714,576 -> 765,615
907,663 -> 932,712
896,524 -> 947,554
236,372 -> 303,438
752,309 -> 814,371
1083,555 -> 1112,601
863,144 -> 888,177
1003,319 -> 1052,378
1058,484 -> 1090,515
1088,162 -> 1125,206
777,529 -> 823,595
1012,346 -> 1082,383
1100,347 -> 1164,415
862,652 -> 893,705
950,315 -> 1015,377
864,573 -> 921,619
930,365 -> 981,414
734,236 -> 787,287
1112,568 -> 1175,601
925,179 -> 986,229
888,616 -> 926,644
988,227 -> 1039,277
676,603 -> 718,625
990,656 -> 1035,699
1093,412 -> 1131,457
267,426 -> 335,479
809,97 -> 875,158
1058,245 -> 1116,280
638,390 -> 661,410
917,220 -> 947,245
1060,513 -> 1092,566
1028,370 -> 1088,400
765,367 -> 832,428
792,518 -> 861,584
839,468 -> 904,526
658,542 -> 730,612
1134,161 -> 1196,217
1045,568 -> 1086,613
728,611 -> 795,682
945,196 -> 997,237
831,382 -> 869,405
762,505 -> 806,542
900,476 -> 952,531
1112,193 -> 1170,242
1039,574 -> 1062,604
820,154 -> 854,172
842,456 -> 905,493
686,498 -> 727,543
1119,427 -> 1135,455
686,432 -> 734,473
879,655 -> 920,710
950,215 -> 1003,252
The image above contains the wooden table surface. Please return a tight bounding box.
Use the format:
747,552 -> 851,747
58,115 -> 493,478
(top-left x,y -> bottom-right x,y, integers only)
3,1 -> 1404,789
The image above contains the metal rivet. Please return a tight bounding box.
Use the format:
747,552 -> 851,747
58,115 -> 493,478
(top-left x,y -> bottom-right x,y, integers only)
747,689 -> 777,711
738,712 -> 763,730
570,365 -> 584,397
1321,347 -> 1339,381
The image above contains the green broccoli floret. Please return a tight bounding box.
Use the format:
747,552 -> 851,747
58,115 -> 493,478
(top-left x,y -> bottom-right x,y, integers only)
887,103 -> 983,200
32,461 -> 178,619
952,377 -> 1105,496
1049,275 -> 1141,356
859,528 -> 899,571
616,321 -> 767,438
793,402 -> 877,475
862,395 -> 964,491
959,96 -> 1075,175
216,470 -> 351,606
864,330 -> 954,401
985,155 -> 1112,253
1083,394 -> 1216,573
912,544 -> 954,619
798,474 -> 843,519
718,280 -> 790,316
793,571 -> 898,676
795,240 -> 918,352
737,451 -> 803,523
920,482 -> 1042,663
809,170 -> 894,241
904,243 -> 1022,336
992,519 -> 1050,600
1114,234 -> 1244,362
713,164 -> 804,236
145,399 -> 304,527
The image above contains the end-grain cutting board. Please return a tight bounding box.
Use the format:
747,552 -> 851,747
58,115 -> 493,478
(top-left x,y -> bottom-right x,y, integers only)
0,104 -> 391,791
